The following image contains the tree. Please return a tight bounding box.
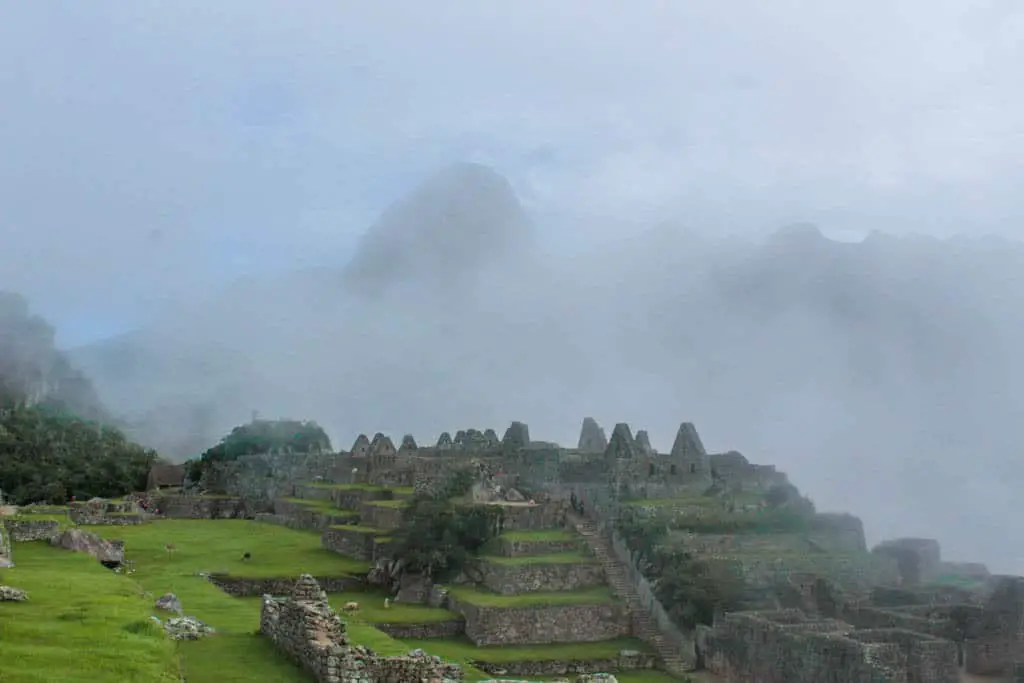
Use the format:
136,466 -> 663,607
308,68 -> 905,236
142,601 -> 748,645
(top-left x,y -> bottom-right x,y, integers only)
188,418 -> 333,481
0,397 -> 158,504
389,469 -> 502,581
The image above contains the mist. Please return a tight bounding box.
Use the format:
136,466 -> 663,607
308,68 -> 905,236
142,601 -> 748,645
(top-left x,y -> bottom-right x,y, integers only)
3,2 -> 1024,574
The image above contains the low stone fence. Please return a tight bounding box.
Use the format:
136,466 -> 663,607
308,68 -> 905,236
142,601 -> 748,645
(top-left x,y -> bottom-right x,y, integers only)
374,619 -> 465,639
499,536 -> 580,557
449,595 -> 629,646
71,512 -> 145,526
3,519 -> 60,541
479,559 -> 605,595
209,574 -> 365,597
470,649 -> 658,677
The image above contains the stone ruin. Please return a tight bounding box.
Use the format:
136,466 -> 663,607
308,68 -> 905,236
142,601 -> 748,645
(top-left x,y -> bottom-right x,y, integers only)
260,574 -> 462,683
0,522 -> 12,568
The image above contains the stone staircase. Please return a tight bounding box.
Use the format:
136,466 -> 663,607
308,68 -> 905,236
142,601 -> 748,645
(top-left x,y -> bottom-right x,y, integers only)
568,513 -> 690,676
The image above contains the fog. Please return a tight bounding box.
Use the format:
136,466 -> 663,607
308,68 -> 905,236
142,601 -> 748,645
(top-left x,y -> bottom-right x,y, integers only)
3,3 -> 1024,572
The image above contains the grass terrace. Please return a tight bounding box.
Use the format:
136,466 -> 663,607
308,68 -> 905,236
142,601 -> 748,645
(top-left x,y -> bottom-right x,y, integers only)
104,519 -> 371,578
305,483 -> 415,496
329,523 -> 386,536
499,529 -> 575,542
446,584 -> 616,608
485,551 -> 595,566
365,499 -> 406,509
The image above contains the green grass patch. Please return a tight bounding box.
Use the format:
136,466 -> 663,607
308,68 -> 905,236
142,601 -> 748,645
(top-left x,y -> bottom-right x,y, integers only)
484,551 -> 594,566
96,519 -> 370,578
499,529 -> 575,542
405,636 -> 651,663
326,591 -> 458,624
447,585 -> 615,608
0,542 -> 182,683
366,499 -> 406,509
329,524 -> 385,536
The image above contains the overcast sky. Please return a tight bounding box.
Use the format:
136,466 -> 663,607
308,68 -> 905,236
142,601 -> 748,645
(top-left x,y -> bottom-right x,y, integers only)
2,0 -> 1023,345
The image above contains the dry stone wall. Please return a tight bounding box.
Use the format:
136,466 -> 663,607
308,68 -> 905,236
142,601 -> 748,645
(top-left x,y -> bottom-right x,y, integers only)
156,495 -> 261,519
450,595 -> 629,645
3,519 -> 60,541
472,650 -> 658,678
374,619 -> 465,639
499,536 -> 580,557
702,609 -> 958,683
479,559 -> 605,595
210,574 -> 365,597
260,574 -> 462,683
322,527 -> 378,561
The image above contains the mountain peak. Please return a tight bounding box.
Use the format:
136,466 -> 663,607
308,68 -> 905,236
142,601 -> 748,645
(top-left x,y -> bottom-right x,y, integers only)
343,163 -> 531,296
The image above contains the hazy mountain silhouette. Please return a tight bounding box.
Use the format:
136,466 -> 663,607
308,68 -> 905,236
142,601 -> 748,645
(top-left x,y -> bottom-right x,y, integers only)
63,164 -> 1024,570
341,162 -> 532,299
0,291 -> 108,420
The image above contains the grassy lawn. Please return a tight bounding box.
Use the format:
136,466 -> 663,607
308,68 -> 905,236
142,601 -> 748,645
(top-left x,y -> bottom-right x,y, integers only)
484,551 -> 595,566
0,542 -> 182,683
324,590 -> 458,624
499,529 -> 575,542
97,520 -> 370,578
447,585 -> 615,608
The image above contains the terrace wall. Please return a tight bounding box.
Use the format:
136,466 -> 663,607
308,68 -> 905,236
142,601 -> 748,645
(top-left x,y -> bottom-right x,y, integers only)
448,595 -> 629,646
478,559 -> 605,595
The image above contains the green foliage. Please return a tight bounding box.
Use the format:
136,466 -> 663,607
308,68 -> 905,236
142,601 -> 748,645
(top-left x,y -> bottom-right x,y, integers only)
192,419 -> 332,477
616,505 -> 746,629
0,399 -> 157,505
391,471 -> 504,581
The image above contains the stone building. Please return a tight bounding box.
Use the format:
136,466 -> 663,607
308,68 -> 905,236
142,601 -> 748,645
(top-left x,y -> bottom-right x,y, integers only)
260,574 -> 462,682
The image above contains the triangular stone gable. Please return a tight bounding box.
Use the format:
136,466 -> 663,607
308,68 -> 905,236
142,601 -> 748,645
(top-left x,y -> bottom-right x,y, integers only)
635,430 -> 655,455
577,417 -> 608,452
370,435 -> 396,456
502,421 -> 530,448
604,423 -> 637,459
483,428 -> 499,444
400,434 -> 418,450
370,432 -> 385,448
291,574 -> 328,605
350,434 -> 370,457
454,430 -> 468,446
670,422 -> 707,459
437,431 -> 453,448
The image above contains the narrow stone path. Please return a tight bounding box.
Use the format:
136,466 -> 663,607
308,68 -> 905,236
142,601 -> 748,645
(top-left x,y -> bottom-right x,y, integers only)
567,513 -> 690,676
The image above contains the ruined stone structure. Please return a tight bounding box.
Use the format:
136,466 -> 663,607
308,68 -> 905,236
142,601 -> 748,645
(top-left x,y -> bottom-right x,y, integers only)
700,609 -> 959,683
259,574 -> 462,683
0,523 -> 12,568
208,416 -> 1024,681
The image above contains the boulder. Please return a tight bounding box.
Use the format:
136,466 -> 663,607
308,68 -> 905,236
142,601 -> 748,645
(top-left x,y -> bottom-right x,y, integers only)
0,585 -> 28,601
163,616 -> 214,640
50,528 -> 124,563
154,592 -> 183,615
